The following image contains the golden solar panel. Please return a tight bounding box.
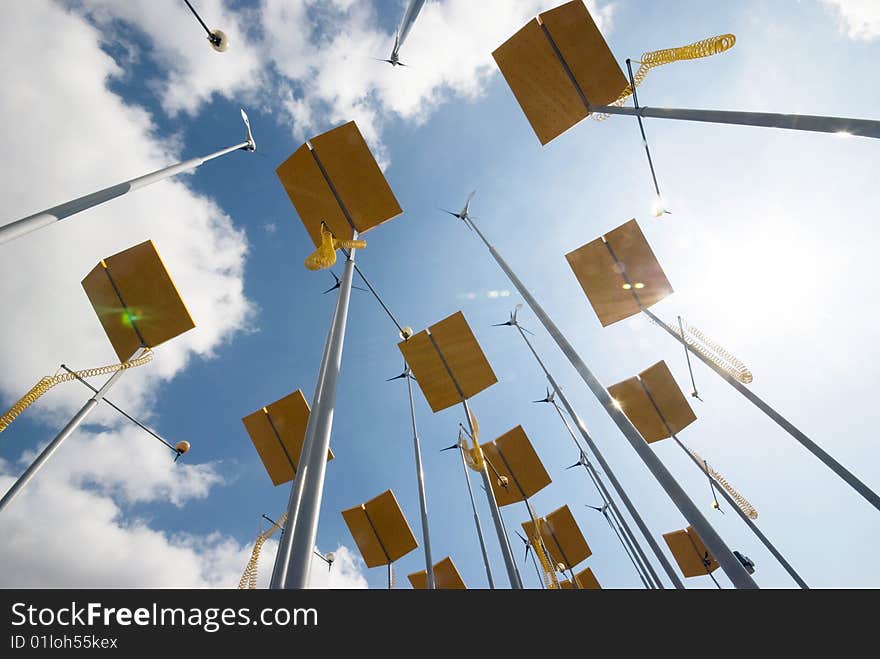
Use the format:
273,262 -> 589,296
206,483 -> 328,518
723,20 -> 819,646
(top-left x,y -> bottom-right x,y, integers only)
566,219 -> 673,327
492,17 -> 587,146
482,425 -> 551,507
407,557 -> 467,590
492,1 -> 627,145
560,567 -> 602,590
608,361 -> 696,443
538,1 -> 627,107
663,526 -> 719,578
275,121 -> 402,247
81,240 -> 195,361
398,311 -> 498,413
241,390 -> 334,486
342,490 -> 418,568
543,505 -> 592,569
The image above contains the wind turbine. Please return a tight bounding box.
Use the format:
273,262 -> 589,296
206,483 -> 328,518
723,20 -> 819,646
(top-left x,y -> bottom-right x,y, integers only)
374,0 -> 426,67
373,32 -> 408,66
323,271 -> 367,295
440,190 -> 477,223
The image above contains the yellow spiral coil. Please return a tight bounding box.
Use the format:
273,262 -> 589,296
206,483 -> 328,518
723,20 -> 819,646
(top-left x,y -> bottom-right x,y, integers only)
685,445 -> 758,520
530,531 -> 561,590
650,315 -> 753,384
238,512 -> 287,590
594,34 -> 736,121
0,349 -> 153,434
305,224 -> 366,271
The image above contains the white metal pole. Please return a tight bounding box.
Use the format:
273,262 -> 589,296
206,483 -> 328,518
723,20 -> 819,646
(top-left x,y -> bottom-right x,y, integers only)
0,110 -> 256,245
282,247 -> 357,589
643,308 -> 880,514
269,283 -> 339,589
453,441 -> 496,589
0,348 -> 145,513
591,104 -> 880,140
461,399 -> 523,590
512,322 -> 676,589
463,216 -> 757,589
405,366 -> 436,589
548,397 -> 656,589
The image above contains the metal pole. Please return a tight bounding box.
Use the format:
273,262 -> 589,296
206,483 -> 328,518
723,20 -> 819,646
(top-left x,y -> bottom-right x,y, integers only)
593,500 -> 652,589
388,563 -> 393,590
405,366 -> 436,589
522,501 -> 548,589
0,348 -> 144,513
643,307 -> 880,514
514,323 -> 674,589
590,104 -> 880,140
455,442 -> 495,589
282,247 -> 357,589
269,281 -> 339,589
461,399 -> 524,589
671,435 -> 809,589
0,111 -> 256,245
493,494 -> 525,589
550,398 -> 654,589
464,217 -> 757,588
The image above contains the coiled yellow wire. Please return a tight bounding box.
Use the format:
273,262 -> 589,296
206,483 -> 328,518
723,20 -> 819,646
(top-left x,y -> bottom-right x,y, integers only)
685,445 -> 759,520
0,349 -> 153,434
650,315 -> 753,384
238,513 -> 286,590
594,34 -> 736,121
531,532 -> 561,589
305,223 -> 366,271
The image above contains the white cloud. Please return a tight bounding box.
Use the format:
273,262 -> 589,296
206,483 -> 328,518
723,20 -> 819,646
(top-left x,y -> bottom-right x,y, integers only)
0,0 -> 253,424
822,0 -> 880,40
255,542 -> 369,589
0,449 -> 367,587
66,0 -> 615,156
70,0 -> 266,115
0,0 -> 363,590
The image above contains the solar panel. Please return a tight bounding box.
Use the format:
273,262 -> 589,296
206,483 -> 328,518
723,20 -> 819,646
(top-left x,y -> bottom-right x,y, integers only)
492,1 -> 627,145
559,566 -> 602,589
276,121 -> 402,246
398,311 -> 497,413
566,219 -> 673,327
342,490 -> 418,568
81,240 -> 195,361
241,390 -> 334,486
481,425 -> 551,507
407,556 -> 467,590
663,526 -> 719,578
608,360 -> 696,442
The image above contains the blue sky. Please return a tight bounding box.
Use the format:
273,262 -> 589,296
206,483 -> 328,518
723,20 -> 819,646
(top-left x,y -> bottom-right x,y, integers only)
0,0 -> 879,589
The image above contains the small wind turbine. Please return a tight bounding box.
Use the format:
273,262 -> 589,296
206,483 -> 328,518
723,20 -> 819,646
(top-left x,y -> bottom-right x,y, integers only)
440,190 -> 477,223
323,271 -> 368,295
373,32 -> 408,66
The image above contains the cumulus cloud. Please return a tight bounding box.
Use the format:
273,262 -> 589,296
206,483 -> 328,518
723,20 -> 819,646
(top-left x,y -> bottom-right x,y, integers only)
67,0 -> 615,155
457,289 -> 511,300
69,0 -> 266,115
0,0 -> 366,589
0,0 -> 253,423
822,0 -> 880,40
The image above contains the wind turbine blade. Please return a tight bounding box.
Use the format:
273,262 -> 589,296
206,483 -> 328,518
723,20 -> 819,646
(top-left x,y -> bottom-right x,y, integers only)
565,462 -> 581,470
440,444 -> 459,452
438,208 -> 459,217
